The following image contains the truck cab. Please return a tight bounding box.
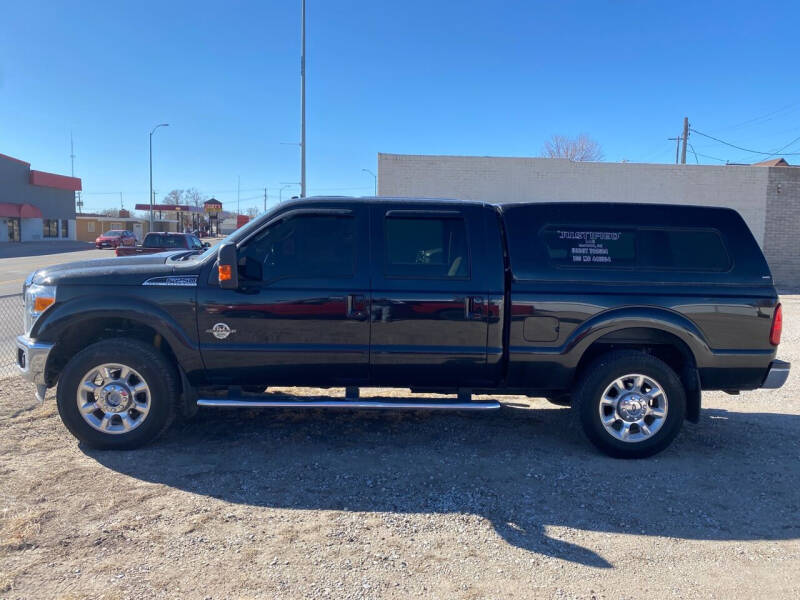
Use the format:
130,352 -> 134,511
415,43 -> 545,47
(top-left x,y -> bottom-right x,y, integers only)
15,197 -> 789,457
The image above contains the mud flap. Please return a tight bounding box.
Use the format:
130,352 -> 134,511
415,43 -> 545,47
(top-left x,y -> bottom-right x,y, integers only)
682,365 -> 701,423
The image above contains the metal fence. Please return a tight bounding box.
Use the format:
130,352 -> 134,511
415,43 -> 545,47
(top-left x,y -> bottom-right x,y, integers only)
0,294 -> 23,379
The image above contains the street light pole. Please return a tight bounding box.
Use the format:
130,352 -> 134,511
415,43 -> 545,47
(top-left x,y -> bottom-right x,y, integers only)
279,184 -> 292,203
300,0 -> 306,197
362,168 -> 377,196
149,123 -> 169,232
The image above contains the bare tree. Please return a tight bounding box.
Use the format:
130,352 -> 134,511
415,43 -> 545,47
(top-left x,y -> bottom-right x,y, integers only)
541,134 -> 604,161
245,206 -> 260,219
163,189 -> 186,205
184,188 -> 206,209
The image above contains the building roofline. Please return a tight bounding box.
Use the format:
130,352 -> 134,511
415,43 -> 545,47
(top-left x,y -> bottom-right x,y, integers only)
0,152 -> 31,166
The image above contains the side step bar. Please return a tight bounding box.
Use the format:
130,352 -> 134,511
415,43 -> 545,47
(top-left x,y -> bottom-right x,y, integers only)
197,398 -> 501,411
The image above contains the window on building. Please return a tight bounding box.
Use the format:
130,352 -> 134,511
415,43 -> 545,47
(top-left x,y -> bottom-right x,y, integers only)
384,215 -> 469,278
241,214 -> 356,282
43,219 -> 59,238
61,220 -> 69,238
87,222 -> 96,233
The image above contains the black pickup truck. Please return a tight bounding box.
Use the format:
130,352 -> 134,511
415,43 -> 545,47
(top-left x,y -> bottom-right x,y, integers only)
16,198 -> 789,457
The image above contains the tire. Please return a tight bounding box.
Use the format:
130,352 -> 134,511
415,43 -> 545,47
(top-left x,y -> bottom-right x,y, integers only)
56,338 -> 177,450
545,394 -> 571,407
573,350 -> 686,458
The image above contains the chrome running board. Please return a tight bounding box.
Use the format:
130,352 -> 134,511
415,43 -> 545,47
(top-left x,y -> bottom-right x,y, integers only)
197,398 -> 501,411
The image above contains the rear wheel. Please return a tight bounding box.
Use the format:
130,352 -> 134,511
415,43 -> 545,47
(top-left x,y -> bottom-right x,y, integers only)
56,339 -> 177,450
573,350 -> 686,458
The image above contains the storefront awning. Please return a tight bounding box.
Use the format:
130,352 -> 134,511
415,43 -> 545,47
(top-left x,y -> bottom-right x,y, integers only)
0,203 -> 43,218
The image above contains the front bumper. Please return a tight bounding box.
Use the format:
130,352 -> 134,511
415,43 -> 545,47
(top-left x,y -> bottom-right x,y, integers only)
15,335 -> 54,401
761,359 -> 790,389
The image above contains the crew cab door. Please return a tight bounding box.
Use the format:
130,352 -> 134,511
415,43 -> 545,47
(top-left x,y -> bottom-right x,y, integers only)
369,204 -> 491,387
196,205 -> 370,386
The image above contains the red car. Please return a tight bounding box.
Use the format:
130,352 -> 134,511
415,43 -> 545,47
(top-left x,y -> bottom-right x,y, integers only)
96,229 -> 136,249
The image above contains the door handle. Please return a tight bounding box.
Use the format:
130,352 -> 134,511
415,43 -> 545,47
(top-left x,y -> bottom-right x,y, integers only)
464,296 -> 484,321
346,294 -> 368,321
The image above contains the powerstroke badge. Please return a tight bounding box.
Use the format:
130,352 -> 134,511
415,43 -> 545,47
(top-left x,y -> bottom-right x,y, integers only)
207,323 -> 236,339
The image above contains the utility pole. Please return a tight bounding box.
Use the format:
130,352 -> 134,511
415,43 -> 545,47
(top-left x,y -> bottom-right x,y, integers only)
237,176 -> 241,216
300,0 -> 306,197
264,188 -> 268,212
681,117 -> 689,165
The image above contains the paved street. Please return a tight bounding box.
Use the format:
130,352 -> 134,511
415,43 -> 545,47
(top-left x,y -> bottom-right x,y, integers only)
0,247 -> 109,295
0,248 -> 111,376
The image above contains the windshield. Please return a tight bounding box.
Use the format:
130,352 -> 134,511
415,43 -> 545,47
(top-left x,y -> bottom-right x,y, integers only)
103,230 -> 123,236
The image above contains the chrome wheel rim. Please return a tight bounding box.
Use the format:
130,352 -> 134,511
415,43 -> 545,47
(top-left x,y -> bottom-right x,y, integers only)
76,363 -> 151,434
598,373 -> 668,443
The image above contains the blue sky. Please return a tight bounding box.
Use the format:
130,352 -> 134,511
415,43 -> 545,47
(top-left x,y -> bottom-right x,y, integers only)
2,0 -> 799,214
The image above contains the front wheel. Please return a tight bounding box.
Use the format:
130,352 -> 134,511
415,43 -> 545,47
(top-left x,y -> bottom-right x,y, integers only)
573,350 -> 686,458
56,338 -> 177,450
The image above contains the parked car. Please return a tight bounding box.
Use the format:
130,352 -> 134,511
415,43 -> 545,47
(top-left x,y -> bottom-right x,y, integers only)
15,198 -> 789,457
115,232 -> 209,257
95,230 -> 136,249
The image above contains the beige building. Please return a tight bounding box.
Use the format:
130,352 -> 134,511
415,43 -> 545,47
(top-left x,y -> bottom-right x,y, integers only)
76,214 -> 178,243
377,153 -> 800,288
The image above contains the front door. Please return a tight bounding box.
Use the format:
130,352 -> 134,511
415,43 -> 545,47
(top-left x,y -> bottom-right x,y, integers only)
368,204 -> 490,387
132,222 -> 143,243
197,204 -> 370,386
8,218 -> 20,242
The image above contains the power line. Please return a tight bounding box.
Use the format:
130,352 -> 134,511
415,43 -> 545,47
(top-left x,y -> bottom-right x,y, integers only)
693,151 -> 728,163
711,100 -> 800,133
690,128 -> 800,156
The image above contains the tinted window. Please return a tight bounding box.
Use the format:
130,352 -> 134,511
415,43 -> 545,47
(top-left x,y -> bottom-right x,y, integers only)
540,227 -> 636,267
639,229 -> 730,271
163,235 -> 186,248
241,215 -> 355,281
534,225 -> 729,273
189,236 -> 203,249
384,216 -> 469,278
144,234 -> 163,247
61,220 -> 69,238
103,230 -> 123,236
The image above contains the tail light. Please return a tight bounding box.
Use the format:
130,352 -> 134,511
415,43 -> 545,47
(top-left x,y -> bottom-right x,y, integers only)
770,303 -> 782,346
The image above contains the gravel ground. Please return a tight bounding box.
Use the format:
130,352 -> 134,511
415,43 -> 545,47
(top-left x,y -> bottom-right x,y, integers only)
1,298 -> 799,599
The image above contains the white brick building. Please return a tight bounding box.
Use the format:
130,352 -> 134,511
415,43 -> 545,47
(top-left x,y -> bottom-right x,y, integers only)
377,153 -> 800,288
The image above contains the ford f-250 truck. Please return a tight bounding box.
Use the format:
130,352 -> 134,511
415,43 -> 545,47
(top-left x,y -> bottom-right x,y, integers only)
15,197 -> 789,457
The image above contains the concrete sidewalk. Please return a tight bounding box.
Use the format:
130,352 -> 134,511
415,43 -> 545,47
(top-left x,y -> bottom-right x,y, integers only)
0,241 -> 96,259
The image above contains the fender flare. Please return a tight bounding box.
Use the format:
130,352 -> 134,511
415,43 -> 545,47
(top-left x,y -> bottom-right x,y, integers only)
562,306 -> 711,369
33,295 -> 203,380
563,306 -> 707,422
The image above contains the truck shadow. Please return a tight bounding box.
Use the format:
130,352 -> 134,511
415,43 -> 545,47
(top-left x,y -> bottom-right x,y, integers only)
83,398 -> 800,569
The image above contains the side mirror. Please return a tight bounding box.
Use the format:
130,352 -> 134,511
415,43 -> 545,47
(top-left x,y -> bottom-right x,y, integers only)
217,243 -> 238,289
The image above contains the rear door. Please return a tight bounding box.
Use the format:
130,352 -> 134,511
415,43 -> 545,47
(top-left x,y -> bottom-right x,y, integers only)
197,203 -> 371,386
368,203 -> 491,387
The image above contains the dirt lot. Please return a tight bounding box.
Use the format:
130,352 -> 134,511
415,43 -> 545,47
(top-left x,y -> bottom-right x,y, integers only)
1,299 -> 799,599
